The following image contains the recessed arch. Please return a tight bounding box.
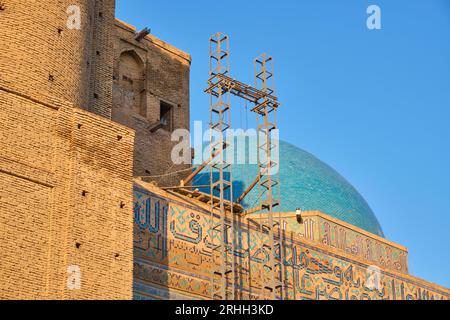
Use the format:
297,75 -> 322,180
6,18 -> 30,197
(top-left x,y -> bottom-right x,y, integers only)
117,49 -> 147,117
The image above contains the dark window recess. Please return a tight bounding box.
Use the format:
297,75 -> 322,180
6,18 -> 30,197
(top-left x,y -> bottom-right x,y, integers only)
122,75 -> 133,85
160,101 -> 173,131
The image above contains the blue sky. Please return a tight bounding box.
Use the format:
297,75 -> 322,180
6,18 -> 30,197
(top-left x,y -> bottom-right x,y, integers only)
116,0 -> 450,288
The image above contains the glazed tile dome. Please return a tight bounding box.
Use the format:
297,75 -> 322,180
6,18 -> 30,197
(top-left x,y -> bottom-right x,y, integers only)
193,140 -> 384,237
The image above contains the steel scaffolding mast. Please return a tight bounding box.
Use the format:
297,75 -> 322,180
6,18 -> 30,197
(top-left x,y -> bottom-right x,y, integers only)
254,54 -> 283,300
201,34 -> 284,300
208,33 -> 235,300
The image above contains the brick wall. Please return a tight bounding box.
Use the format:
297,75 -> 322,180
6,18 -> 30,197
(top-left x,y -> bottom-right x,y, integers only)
0,0 -> 135,299
0,0 -> 115,118
112,20 -> 191,187
0,88 -> 135,299
87,0 -> 116,118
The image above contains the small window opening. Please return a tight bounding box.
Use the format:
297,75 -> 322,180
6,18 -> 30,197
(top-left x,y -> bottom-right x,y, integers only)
160,101 -> 173,132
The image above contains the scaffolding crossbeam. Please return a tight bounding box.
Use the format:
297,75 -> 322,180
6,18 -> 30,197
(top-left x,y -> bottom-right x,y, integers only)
205,74 -> 280,107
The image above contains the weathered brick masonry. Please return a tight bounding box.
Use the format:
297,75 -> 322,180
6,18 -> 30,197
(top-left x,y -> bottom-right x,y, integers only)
0,91 -> 135,299
0,0 -> 134,299
0,0 -> 115,118
112,20 -> 191,187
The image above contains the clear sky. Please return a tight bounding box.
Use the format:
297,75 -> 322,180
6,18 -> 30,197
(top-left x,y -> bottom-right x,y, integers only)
116,0 -> 450,288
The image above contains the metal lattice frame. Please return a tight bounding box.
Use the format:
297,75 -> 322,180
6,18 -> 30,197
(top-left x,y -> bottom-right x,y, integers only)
254,54 -> 284,300
201,35 -> 284,300
208,33 -> 235,300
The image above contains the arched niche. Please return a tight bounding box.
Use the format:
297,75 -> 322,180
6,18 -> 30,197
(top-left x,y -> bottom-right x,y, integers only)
117,50 -> 147,118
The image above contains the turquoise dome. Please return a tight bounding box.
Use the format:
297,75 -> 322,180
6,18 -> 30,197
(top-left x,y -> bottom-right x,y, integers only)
193,140 -> 384,237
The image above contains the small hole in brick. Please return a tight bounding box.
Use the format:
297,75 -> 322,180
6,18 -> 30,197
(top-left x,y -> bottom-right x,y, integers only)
120,202 -> 125,209
96,51 -> 100,56
0,3 -> 5,11
77,124 -> 82,129
117,135 -> 122,141
87,61 -> 90,66
145,170 -> 150,175
82,191 -> 88,197
94,93 -> 99,99
115,253 -> 120,258
99,12 -> 103,17
76,243 -> 81,249
48,75 -> 55,82
57,28 -> 63,35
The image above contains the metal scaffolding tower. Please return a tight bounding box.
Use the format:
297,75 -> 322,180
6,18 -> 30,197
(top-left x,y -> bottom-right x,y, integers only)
254,54 -> 284,300
208,33 -> 235,300
195,33 -> 284,300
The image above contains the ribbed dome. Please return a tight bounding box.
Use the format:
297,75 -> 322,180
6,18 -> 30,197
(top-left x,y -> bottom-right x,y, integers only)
193,140 -> 384,237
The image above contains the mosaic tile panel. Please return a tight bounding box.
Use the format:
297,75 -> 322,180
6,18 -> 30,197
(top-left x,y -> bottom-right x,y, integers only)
133,185 -> 450,300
